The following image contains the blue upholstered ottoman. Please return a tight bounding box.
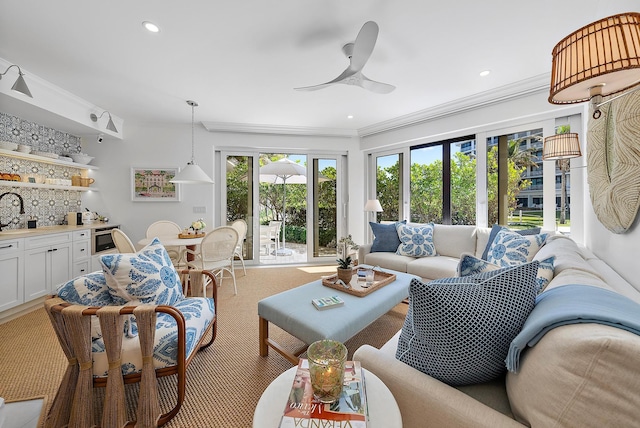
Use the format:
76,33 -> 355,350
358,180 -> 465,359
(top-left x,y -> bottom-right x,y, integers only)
258,267 -> 417,363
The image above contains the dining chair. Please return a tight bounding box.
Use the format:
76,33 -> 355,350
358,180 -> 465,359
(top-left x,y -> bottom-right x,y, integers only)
183,226 -> 239,295
230,219 -> 247,275
146,220 -> 184,268
259,223 -> 280,256
111,228 -> 136,253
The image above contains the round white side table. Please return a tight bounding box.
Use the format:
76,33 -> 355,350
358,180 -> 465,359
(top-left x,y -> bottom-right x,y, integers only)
253,366 -> 402,428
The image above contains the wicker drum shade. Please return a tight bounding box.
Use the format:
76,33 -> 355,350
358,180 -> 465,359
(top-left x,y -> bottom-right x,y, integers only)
549,12 -> 640,104
542,133 -> 582,161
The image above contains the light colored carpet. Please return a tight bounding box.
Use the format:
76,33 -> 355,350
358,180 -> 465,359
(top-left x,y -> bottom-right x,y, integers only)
0,265 -> 408,427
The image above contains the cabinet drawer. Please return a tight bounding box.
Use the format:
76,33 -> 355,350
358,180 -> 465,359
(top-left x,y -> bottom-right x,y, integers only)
73,260 -> 90,277
73,240 -> 90,261
25,232 -> 72,249
0,239 -> 22,255
73,229 -> 90,241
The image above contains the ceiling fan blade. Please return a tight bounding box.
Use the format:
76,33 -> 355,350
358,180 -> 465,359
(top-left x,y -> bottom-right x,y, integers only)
350,21 -> 379,71
359,74 -> 396,94
294,67 -> 356,91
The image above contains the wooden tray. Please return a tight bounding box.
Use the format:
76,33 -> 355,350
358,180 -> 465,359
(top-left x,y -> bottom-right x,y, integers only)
322,268 -> 397,297
178,232 -> 205,239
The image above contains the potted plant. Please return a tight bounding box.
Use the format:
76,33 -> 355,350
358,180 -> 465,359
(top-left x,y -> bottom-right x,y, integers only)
336,235 -> 359,283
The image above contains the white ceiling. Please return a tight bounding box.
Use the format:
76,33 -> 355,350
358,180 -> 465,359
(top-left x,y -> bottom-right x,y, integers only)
0,0 -> 636,135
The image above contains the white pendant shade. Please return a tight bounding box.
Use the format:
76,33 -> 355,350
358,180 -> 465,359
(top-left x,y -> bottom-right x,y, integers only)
171,100 -> 214,185
170,163 -> 214,184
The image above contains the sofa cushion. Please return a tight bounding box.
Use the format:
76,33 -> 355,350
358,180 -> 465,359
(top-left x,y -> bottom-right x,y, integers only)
486,229 -> 548,267
457,253 -> 555,293
396,261 -> 539,386
406,256 -> 459,281
432,224 -> 477,258
396,222 -> 436,257
364,251 -> 415,273
100,238 -> 184,306
370,220 -> 406,253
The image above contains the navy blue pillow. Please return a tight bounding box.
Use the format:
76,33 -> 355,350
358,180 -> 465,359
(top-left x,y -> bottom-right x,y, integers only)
481,224 -> 543,260
370,220 -> 406,253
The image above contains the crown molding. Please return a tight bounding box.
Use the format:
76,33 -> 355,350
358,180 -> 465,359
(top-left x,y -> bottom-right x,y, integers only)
202,121 -> 358,138
358,74 -> 551,137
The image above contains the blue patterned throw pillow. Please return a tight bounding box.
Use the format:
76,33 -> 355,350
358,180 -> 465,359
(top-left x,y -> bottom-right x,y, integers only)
100,238 -> 184,306
396,261 -> 539,386
370,221 -> 406,253
57,271 -> 113,306
395,222 -> 436,257
457,253 -> 555,293
486,229 -> 548,267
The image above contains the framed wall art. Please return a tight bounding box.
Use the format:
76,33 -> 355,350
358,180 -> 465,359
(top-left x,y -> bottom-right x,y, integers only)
131,167 -> 181,202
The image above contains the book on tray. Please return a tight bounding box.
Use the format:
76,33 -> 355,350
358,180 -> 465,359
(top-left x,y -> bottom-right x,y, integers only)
311,295 -> 345,310
279,359 -> 369,428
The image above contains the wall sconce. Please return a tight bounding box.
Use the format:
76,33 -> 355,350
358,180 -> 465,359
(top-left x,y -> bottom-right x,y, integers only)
90,111 -> 118,133
0,64 -> 33,98
548,12 -> 640,119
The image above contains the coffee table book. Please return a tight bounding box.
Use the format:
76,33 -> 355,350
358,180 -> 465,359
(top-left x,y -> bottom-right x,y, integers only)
311,295 -> 345,311
278,359 -> 369,428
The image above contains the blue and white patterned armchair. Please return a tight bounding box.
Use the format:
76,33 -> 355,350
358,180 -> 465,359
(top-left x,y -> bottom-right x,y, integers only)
44,239 -> 218,428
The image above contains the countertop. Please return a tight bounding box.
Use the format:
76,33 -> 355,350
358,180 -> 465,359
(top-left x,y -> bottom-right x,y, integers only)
0,223 -> 119,241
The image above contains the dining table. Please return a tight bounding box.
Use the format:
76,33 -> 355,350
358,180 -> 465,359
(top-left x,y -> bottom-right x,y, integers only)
137,234 -> 204,264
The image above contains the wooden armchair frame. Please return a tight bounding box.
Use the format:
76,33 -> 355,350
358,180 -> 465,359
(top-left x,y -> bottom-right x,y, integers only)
44,269 -> 217,427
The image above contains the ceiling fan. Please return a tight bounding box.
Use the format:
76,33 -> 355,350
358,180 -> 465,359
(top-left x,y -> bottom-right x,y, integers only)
295,21 -> 396,94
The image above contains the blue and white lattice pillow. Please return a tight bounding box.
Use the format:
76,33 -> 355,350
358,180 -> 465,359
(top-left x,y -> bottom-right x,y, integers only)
396,222 -> 436,257
486,229 -> 548,267
457,252 -> 555,293
100,238 -> 184,306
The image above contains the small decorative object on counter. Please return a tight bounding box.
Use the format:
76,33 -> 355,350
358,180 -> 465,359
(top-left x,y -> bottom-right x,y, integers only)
27,218 -> 37,229
307,339 -> 348,403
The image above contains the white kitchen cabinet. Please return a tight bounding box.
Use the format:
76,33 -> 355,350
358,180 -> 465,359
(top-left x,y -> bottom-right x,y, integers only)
0,239 -> 24,312
24,232 -> 72,300
72,229 -> 91,277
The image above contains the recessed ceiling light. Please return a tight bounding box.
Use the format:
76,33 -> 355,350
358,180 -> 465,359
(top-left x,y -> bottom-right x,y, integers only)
479,70 -> 491,77
347,115 -> 354,119
142,21 -> 160,33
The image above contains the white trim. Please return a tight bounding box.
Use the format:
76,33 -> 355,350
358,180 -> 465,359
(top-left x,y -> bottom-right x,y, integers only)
202,121 -> 358,138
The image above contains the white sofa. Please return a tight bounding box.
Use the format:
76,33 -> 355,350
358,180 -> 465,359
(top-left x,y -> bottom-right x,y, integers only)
355,224 -> 640,428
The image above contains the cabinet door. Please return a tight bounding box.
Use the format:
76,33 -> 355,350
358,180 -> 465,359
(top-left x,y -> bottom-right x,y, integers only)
24,247 -> 48,300
50,242 -> 72,292
0,251 -> 24,312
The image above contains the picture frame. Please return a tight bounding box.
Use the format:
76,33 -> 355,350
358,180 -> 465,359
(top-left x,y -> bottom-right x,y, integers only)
131,167 -> 181,202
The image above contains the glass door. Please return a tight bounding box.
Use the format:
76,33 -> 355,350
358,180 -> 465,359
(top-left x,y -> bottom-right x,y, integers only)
224,155 -> 255,263
308,156 -> 338,262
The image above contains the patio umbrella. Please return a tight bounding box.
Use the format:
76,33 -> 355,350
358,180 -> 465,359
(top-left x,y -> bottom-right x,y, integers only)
259,158 -> 307,256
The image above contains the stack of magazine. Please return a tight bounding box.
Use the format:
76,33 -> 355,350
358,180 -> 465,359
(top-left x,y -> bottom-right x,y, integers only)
279,359 -> 369,427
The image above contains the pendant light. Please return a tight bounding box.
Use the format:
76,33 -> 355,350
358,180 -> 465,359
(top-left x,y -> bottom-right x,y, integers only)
170,100 -> 214,184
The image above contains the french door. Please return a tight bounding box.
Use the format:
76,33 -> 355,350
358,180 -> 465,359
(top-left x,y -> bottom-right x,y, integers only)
219,150 -> 344,265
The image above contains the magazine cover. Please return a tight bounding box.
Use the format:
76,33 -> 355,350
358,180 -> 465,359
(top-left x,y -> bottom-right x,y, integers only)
279,359 -> 368,428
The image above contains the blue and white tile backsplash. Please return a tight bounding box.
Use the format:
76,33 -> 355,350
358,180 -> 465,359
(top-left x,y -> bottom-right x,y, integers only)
0,112 -> 84,228
0,112 -> 82,154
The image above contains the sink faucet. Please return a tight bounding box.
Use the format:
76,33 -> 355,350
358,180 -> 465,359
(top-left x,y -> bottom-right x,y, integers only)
0,192 -> 25,231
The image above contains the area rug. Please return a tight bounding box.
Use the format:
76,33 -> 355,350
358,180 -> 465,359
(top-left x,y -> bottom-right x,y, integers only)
0,265 -> 408,427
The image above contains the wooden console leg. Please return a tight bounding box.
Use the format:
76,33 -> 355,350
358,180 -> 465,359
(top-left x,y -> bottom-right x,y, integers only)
259,316 -> 269,357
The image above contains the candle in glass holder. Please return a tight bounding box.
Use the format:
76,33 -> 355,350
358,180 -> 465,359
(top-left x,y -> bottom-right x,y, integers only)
307,339 -> 347,403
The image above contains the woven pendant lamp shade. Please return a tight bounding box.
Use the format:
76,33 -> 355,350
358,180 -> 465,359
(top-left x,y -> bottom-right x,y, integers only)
542,133 -> 582,160
549,12 -> 640,104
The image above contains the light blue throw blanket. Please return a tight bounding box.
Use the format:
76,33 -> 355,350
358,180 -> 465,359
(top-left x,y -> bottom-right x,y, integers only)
506,284 -> 640,372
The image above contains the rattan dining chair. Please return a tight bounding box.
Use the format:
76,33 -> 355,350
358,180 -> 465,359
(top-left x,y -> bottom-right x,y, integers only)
183,226 -> 239,295
111,228 -> 136,253
146,220 -> 184,268
230,219 -> 247,276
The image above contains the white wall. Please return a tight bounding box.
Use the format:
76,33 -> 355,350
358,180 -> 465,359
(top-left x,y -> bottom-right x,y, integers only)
87,122 -> 361,246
